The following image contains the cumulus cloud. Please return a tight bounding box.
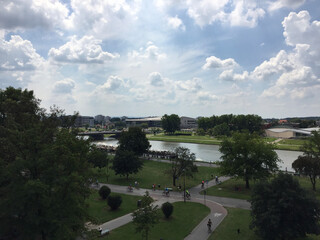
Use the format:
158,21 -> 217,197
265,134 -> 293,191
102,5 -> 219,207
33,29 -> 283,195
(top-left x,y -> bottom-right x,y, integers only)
0,35 -> 44,71
0,0 -> 69,30
149,72 -> 164,86
167,15 -> 186,31
202,56 -> 238,70
268,0 -> 306,11
176,78 -> 202,92
219,70 -> 249,82
128,42 -> 166,61
197,91 -> 219,102
53,78 -> 76,94
48,35 -> 119,64
97,75 -> 125,92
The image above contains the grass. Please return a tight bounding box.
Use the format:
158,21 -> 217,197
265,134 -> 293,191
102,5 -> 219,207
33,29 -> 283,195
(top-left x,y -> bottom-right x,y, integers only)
209,208 -> 319,240
204,175 -> 320,201
279,139 -> 307,145
95,202 -> 210,240
96,159 -> 219,191
147,133 -> 222,145
87,190 -> 143,224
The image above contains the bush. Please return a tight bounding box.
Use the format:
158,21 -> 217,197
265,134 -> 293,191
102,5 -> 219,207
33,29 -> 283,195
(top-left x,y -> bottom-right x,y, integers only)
107,195 -> 122,210
99,186 -> 111,200
161,202 -> 173,218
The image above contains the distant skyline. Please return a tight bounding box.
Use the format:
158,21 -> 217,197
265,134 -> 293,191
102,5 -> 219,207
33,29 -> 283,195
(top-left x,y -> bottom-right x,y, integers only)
1,0 -> 320,118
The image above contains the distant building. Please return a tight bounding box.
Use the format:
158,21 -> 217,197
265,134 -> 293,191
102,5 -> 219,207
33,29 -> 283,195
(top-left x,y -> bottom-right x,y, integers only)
265,127 -> 320,139
126,117 -> 162,128
75,116 -> 94,127
94,115 -> 106,124
180,116 -> 197,129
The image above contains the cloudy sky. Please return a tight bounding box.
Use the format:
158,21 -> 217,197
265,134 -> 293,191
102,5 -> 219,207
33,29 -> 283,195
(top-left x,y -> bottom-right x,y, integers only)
1,0 -> 320,118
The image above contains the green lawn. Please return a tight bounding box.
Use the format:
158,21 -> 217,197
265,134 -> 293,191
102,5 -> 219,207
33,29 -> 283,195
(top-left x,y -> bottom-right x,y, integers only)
96,159 -> 219,191
87,190 -> 143,224
147,134 -> 222,145
94,202 -> 210,240
210,208 -> 319,240
204,175 -> 320,201
279,139 -> 307,145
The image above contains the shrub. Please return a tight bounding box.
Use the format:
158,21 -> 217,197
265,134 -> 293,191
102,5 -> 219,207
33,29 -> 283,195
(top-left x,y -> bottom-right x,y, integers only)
161,202 -> 173,218
99,186 -> 111,200
107,195 -> 122,210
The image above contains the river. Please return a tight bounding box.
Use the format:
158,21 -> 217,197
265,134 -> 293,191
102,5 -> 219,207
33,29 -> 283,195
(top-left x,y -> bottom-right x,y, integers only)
94,138 -> 303,172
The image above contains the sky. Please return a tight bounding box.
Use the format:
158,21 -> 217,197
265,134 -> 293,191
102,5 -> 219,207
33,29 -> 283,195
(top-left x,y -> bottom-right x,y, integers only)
0,0 -> 320,118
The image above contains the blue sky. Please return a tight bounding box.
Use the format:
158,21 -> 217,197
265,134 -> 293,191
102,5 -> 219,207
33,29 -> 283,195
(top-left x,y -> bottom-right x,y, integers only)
1,0 -> 320,118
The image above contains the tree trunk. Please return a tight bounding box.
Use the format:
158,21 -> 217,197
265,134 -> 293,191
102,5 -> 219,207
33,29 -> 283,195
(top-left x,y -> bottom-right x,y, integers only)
310,175 -> 316,191
126,173 -> 129,180
245,176 -> 250,189
173,176 -> 176,186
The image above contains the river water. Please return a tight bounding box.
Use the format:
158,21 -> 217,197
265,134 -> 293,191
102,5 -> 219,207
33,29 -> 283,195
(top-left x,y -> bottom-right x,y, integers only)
95,138 -> 302,172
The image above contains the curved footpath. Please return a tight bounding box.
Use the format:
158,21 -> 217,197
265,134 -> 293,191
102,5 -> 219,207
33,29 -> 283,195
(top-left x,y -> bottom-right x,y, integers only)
89,177 -> 250,240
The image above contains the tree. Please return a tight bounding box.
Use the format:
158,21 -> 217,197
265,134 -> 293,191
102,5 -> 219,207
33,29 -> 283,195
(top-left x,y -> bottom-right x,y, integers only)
168,147 -> 198,186
132,192 -> 159,240
99,186 -> 111,200
219,131 -> 279,189
118,127 -> 150,156
107,195 -> 122,210
212,123 -> 230,137
161,114 -> 180,134
112,149 -> 143,179
0,87 -> 93,240
302,130 -> 320,162
292,155 -> 320,191
251,173 -> 320,240
161,202 -> 173,218
88,146 -> 108,169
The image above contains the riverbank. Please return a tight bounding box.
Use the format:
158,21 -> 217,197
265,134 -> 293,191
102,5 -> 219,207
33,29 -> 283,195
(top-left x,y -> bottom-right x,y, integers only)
147,134 -> 303,151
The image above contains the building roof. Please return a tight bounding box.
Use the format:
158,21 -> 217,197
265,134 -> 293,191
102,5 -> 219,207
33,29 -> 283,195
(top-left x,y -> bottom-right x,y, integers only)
125,117 -> 162,122
266,128 -> 313,135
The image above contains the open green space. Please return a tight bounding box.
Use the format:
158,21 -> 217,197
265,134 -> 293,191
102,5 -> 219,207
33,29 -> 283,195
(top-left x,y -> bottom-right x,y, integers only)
209,207 -> 319,240
204,175 -> 320,201
87,190 -> 143,224
94,202 -> 210,240
96,159 -> 219,190
147,133 -> 222,145
279,138 -> 307,146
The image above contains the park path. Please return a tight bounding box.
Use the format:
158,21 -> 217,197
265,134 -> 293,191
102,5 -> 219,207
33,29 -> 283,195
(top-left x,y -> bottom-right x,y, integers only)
89,177 -> 250,239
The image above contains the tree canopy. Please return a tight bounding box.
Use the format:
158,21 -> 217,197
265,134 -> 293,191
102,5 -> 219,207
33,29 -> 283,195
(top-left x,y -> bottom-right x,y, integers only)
112,149 -> 143,179
161,114 -> 180,134
118,127 -> 150,156
251,173 -> 320,240
0,87 -> 93,240
168,147 -> 198,186
219,131 -> 279,189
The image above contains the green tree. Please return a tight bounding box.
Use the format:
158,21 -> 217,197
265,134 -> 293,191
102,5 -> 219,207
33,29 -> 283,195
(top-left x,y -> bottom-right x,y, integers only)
212,123 -> 230,137
132,192 -> 159,240
161,202 -> 174,218
219,131 -> 279,189
88,146 -> 108,169
112,149 -> 143,180
118,127 -> 150,156
292,155 -> 320,191
0,87 -> 93,240
251,173 -> 320,240
161,114 -> 180,134
302,130 -> 320,162
168,147 -> 198,186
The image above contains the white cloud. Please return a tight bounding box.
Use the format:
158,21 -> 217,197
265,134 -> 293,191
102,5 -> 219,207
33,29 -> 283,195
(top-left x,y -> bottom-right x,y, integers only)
219,70 -> 249,82
0,35 -> 44,71
53,78 -> 76,94
176,78 -> 202,92
196,91 -> 219,102
149,72 -> 164,86
167,15 -> 186,31
97,75 -> 125,92
268,0 -> 306,12
128,42 -> 166,61
0,0 -> 69,30
48,35 -> 119,64
202,56 -> 238,70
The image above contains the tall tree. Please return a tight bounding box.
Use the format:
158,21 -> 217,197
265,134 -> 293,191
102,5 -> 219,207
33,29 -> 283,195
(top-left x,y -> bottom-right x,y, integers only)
168,147 -> 198,186
132,191 -> 159,240
112,149 -> 143,180
251,173 -> 320,240
0,87 -> 93,240
161,114 -> 180,134
118,127 -> 150,156
219,131 -> 279,189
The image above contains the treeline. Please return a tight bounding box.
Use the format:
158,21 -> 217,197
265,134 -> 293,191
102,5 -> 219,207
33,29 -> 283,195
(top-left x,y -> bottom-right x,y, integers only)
197,114 -> 262,136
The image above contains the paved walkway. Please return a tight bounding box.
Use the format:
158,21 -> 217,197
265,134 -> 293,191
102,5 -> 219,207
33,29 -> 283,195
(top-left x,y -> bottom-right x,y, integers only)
89,177 -> 250,239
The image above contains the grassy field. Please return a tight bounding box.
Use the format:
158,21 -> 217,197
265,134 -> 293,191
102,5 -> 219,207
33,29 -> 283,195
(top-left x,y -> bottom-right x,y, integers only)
204,175 -> 320,201
96,159 -> 219,191
147,133 -> 222,145
209,208 -> 319,240
87,190 -> 143,224
93,202 -> 210,240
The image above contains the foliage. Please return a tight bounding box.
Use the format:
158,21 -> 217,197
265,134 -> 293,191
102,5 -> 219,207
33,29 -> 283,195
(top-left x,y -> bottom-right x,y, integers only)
168,147 -> 198,186
196,128 -> 206,136
107,195 -> 122,210
293,155 -> 320,191
198,114 -> 262,134
88,146 -> 108,169
118,127 -> 150,156
112,149 -> 143,179
132,191 -> 159,240
98,186 -> 111,200
0,87 -> 93,240
251,173 -> 320,240
161,202 -> 174,218
219,131 -> 279,189
212,123 -> 231,137
161,114 -> 180,134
